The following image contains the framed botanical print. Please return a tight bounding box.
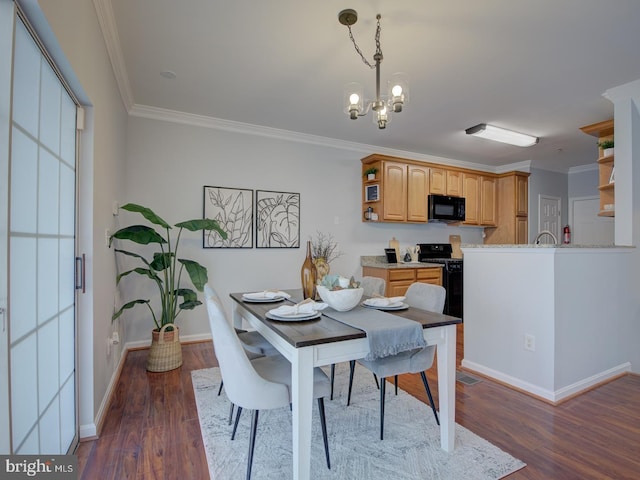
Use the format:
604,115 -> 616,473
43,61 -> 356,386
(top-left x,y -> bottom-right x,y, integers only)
255,190 -> 300,248
203,186 -> 253,248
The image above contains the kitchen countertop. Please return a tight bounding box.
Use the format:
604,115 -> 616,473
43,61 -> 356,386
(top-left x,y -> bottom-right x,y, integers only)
361,255 -> 445,269
462,244 -> 632,249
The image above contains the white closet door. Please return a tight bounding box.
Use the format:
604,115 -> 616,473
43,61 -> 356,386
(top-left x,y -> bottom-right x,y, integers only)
8,16 -> 78,454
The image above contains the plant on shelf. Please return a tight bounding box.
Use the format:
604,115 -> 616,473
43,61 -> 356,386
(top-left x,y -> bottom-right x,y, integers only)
364,167 -> 379,179
110,203 -> 227,371
598,139 -> 614,149
598,139 -> 614,157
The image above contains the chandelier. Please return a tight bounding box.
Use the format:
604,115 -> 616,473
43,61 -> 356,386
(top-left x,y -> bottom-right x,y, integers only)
338,9 -> 408,129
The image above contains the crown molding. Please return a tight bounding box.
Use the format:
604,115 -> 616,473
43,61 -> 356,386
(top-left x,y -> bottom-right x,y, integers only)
93,0 -> 134,111
569,163 -> 598,174
129,104 -> 509,173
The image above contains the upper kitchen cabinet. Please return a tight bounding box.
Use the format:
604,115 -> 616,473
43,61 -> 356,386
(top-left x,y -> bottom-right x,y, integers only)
580,119 -> 614,216
483,171 -> 530,244
429,167 -> 463,196
462,173 -> 497,227
362,154 -> 428,223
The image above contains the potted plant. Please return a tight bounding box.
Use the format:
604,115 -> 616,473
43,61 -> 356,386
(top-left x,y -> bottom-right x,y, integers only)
598,139 -> 614,157
110,203 -> 227,372
364,167 -> 378,180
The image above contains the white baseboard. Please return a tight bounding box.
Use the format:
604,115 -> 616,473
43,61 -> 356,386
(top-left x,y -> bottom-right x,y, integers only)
81,332 -> 213,440
461,359 -> 631,402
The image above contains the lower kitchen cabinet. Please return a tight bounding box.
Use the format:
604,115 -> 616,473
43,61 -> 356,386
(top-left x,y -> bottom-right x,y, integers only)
362,266 -> 443,297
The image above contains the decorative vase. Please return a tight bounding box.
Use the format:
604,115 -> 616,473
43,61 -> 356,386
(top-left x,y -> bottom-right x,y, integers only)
314,257 -> 330,282
301,241 -> 317,300
603,147 -> 614,157
367,173 -> 376,180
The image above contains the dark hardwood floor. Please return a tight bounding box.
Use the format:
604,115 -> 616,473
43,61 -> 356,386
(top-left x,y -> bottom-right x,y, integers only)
77,326 -> 640,479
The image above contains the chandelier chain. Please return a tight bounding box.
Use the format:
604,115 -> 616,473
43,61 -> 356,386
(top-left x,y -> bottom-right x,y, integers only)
346,15 -> 382,70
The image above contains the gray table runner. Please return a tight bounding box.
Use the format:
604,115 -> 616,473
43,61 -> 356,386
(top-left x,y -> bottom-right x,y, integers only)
322,307 -> 426,360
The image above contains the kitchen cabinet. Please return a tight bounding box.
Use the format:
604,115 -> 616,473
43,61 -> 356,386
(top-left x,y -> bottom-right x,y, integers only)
362,154 -> 515,230
484,171 -> 530,244
362,266 -> 443,297
429,167 -> 463,196
462,173 -> 496,226
580,119 -> 614,217
361,155 -> 427,223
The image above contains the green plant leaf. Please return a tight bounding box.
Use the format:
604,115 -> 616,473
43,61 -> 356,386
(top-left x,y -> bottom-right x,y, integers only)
112,299 -> 150,321
121,203 -> 171,229
113,249 -> 151,267
116,267 -> 161,285
180,259 -> 208,291
111,225 -> 166,246
150,252 -> 173,271
176,219 -> 228,239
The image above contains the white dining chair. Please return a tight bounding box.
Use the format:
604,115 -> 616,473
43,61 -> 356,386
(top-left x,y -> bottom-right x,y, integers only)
204,285 -> 331,479
329,276 -> 387,400
346,282 -> 445,439
205,284 -> 279,413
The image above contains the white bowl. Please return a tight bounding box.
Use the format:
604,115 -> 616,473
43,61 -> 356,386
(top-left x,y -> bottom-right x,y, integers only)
316,286 -> 364,312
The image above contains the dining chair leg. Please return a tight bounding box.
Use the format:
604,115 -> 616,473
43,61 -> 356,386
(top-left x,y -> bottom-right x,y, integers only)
217,380 -> 224,396
394,375 -> 398,395
228,402 -> 235,425
317,398 -> 331,469
231,406 -> 243,440
330,364 -> 335,400
246,409 -> 259,480
379,376 -> 386,440
347,360 -> 356,406
420,371 -> 440,426
373,373 -> 380,389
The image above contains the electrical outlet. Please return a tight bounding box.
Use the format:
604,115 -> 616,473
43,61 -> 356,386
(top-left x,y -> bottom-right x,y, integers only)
524,334 -> 536,352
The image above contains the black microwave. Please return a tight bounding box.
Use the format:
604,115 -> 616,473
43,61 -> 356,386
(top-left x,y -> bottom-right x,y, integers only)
427,194 -> 465,222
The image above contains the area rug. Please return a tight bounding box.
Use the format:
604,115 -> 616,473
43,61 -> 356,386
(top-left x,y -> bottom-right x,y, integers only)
192,364 -> 525,479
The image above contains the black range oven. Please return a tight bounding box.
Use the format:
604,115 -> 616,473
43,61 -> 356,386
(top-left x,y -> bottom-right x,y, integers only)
417,243 -> 463,319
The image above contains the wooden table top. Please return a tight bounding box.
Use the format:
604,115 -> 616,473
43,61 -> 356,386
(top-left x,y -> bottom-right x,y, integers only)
230,289 -> 461,349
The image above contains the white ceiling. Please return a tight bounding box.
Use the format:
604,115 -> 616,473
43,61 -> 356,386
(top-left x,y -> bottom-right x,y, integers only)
103,0 -> 640,172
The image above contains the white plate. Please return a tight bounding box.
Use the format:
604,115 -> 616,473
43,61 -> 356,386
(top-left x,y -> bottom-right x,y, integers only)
266,311 -> 322,322
361,302 -> 409,311
242,293 -> 286,303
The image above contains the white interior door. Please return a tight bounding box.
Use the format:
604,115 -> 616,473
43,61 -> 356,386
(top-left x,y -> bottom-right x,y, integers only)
7,13 -> 78,454
538,195 -> 561,242
569,196 -> 614,245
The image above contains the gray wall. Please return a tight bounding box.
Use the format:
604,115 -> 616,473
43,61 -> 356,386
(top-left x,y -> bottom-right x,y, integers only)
121,115 -> 486,342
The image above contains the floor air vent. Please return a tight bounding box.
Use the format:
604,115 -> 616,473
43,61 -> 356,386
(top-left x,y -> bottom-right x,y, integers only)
456,371 -> 482,386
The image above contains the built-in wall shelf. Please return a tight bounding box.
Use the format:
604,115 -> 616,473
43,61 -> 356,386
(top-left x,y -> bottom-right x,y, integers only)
580,119 -> 614,217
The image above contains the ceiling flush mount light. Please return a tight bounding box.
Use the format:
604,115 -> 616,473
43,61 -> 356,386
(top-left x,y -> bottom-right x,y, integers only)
339,9 -> 408,129
465,123 -> 539,147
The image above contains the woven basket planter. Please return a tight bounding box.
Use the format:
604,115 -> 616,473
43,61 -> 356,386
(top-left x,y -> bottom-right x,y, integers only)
147,324 -> 183,372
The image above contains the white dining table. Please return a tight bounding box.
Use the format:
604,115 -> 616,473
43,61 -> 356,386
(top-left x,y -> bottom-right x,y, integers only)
230,289 -> 460,480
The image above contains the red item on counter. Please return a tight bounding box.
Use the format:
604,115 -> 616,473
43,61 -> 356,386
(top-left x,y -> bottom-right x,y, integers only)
563,225 -> 571,244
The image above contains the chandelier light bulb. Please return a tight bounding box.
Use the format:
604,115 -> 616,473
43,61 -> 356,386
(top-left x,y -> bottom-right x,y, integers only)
391,84 -> 403,96
349,93 -> 360,105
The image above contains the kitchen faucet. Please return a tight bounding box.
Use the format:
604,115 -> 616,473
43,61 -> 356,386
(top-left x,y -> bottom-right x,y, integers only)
534,230 -> 558,244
